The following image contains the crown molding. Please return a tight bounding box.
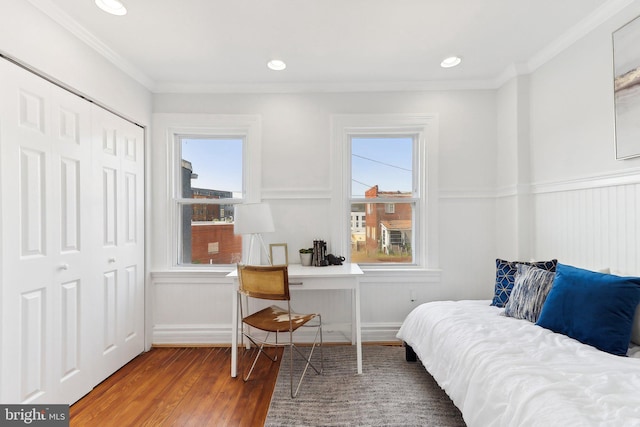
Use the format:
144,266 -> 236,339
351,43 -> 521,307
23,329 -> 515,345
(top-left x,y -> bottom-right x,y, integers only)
526,0 -> 634,74
153,79 -> 498,94
26,0 -> 156,91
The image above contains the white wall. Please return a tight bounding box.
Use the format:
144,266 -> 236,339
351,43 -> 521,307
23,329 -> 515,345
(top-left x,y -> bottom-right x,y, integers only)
527,3 -> 640,275
150,90 -> 498,343
496,78 -> 525,260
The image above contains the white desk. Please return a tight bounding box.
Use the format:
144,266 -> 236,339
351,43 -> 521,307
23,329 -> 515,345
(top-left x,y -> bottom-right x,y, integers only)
227,263 -> 364,377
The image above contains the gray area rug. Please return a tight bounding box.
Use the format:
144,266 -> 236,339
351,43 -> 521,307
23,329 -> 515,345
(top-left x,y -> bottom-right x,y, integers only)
265,345 -> 466,427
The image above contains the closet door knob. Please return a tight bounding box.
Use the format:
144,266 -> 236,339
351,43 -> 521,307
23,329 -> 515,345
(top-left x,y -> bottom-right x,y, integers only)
108,257 -> 116,263
59,263 -> 69,270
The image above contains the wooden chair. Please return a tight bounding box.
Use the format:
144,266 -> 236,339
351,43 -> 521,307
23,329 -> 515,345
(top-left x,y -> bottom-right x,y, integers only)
236,264 -> 323,398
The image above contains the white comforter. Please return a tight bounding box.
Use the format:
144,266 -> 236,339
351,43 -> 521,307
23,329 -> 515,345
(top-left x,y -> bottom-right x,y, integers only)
396,300 -> 640,427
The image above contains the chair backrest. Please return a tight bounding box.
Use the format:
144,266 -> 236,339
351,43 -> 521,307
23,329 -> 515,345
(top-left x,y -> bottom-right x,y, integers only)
237,264 -> 290,301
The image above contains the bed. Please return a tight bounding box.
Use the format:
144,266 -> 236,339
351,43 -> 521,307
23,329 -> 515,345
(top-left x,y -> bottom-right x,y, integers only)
396,262 -> 640,427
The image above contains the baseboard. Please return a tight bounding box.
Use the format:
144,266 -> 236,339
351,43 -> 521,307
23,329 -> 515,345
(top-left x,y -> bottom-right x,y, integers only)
361,322 -> 403,342
152,322 -> 403,345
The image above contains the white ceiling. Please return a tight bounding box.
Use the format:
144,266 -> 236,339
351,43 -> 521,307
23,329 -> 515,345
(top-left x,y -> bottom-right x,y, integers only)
31,0 -> 630,93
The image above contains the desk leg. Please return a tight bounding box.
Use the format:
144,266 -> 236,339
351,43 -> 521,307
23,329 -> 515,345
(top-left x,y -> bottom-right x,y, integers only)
231,287 -> 238,378
355,280 -> 362,374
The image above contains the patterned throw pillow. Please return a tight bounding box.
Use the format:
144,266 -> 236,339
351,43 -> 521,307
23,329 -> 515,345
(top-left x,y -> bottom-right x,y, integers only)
504,264 -> 556,322
491,258 -> 557,307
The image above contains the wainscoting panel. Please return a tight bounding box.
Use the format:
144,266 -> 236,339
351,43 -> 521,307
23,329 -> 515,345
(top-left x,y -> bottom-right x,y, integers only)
534,180 -> 640,276
151,269 -> 447,345
151,273 -> 235,345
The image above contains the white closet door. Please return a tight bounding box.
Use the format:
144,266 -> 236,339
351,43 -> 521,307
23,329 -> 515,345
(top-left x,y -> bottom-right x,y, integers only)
0,58 -> 145,403
91,106 -> 145,384
50,83 -> 96,404
0,60 -> 94,403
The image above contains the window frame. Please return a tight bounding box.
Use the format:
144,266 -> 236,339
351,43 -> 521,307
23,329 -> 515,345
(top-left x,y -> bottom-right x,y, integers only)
163,114 -> 262,270
175,135 -> 244,266
330,114 -> 439,270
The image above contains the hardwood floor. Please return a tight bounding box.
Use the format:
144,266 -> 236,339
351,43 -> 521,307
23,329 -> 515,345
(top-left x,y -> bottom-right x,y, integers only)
70,346 -> 283,427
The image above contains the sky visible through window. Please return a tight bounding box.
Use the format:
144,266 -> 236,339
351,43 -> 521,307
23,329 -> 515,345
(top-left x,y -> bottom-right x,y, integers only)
181,136 -> 413,199
181,138 -> 243,198
351,136 -> 413,198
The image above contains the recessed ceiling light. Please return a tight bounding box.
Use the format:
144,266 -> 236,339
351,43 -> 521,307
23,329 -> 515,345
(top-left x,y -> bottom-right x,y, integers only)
267,59 -> 287,71
440,56 -> 462,68
95,0 -> 127,16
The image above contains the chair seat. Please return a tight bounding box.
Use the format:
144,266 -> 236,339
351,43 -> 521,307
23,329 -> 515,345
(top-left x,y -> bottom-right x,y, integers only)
243,305 -> 318,333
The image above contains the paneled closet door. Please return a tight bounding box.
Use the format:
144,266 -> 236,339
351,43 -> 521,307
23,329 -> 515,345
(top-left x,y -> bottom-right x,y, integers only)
91,106 -> 145,384
0,58 -> 145,404
0,60 -> 95,404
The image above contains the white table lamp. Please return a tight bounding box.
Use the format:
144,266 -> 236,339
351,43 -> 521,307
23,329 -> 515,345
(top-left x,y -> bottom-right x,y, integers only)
234,203 -> 275,264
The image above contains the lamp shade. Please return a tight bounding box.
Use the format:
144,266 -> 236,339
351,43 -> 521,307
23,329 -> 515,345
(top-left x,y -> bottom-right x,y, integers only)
234,203 -> 275,235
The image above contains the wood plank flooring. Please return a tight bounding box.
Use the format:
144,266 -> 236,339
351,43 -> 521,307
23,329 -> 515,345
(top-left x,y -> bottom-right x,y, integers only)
70,346 -> 283,427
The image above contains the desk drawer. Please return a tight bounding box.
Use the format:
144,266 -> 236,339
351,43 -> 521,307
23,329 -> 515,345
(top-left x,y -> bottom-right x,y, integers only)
288,276 -> 356,290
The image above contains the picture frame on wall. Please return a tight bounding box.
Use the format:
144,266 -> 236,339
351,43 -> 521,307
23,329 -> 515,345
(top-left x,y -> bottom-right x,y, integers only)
613,14 -> 640,160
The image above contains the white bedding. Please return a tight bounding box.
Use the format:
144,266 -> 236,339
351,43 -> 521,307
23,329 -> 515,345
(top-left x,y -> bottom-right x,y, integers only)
396,300 -> 640,427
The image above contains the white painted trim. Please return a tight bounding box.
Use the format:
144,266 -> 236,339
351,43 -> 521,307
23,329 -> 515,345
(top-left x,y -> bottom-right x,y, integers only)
532,169 -> 640,194
492,0 -> 634,88
151,323 -> 403,345
151,113 -> 262,269
526,0 -> 634,75
440,169 -> 640,199
151,270 -> 234,282
361,323 -> 404,343
26,0 -> 155,90
154,79 -> 498,94
152,324 -> 232,345
153,323 -> 356,345
493,63 -> 531,89
330,114 -> 439,270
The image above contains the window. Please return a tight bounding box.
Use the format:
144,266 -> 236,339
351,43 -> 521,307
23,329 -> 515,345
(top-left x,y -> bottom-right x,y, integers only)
157,113 -> 260,269
331,114 -> 438,269
177,137 -> 243,265
351,136 -> 414,264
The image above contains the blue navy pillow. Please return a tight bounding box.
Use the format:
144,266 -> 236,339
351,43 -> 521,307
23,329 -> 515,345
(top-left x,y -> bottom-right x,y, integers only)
536,263 -> 640,356
491,259 -> 557,307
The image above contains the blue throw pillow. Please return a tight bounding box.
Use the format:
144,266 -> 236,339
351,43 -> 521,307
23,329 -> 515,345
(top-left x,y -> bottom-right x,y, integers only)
536,263 -> 640,356
491,258 -> 557,307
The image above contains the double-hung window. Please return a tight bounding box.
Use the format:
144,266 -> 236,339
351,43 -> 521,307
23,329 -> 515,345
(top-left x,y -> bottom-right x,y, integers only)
155,113 -> 261,268
331,114 -> 438,269
176,136 -> 243,265
351,136 -> 415,263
